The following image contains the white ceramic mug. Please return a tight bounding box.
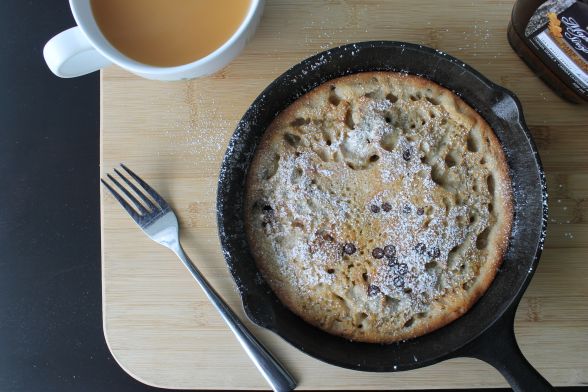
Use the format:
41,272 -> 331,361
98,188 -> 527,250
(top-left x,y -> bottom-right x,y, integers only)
44,0 -> 264,80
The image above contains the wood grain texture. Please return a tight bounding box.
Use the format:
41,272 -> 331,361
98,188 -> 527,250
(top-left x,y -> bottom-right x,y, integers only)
101,0 -> 588,389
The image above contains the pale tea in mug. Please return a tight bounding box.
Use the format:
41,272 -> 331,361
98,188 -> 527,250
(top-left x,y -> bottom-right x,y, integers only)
91,0 -> 251,67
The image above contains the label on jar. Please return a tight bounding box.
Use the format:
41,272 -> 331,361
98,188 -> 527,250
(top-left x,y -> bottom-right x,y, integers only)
525,0 -> 588,94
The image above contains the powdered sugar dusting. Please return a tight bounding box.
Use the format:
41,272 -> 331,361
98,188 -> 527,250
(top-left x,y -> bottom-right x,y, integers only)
166,85 -> 232,163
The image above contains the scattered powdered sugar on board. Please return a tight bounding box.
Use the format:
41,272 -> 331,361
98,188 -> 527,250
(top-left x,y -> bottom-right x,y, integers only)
549,185 -> 575,241
166,85 -> 232,163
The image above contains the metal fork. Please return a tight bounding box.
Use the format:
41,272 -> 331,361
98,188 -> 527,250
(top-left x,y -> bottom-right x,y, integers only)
101,164 -> 296,392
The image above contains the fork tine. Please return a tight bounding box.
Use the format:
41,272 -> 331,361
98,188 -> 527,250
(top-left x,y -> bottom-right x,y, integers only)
120,163 -> 169,210
101,178 -> 141,223
113,168 -> 157,212
106,173 -> 149,215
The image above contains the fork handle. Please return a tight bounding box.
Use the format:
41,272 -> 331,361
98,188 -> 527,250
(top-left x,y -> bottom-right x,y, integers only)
173,244 -> 297,392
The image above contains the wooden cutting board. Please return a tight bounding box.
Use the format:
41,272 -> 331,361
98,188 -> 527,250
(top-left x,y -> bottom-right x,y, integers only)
101,0 -> 588,389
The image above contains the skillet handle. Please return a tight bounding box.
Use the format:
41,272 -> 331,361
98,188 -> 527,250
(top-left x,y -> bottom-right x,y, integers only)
456,303 -> 555,392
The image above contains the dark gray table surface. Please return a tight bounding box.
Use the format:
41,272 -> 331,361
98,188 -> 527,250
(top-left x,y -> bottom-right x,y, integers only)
0,1 -> 159,391
0,1 -> 585,391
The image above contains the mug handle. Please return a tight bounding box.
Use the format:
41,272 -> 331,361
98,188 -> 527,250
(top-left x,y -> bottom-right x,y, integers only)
43,27 -> 112,78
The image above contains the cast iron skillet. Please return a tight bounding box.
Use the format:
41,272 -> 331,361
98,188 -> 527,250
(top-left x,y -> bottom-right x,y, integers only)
217,41 -> 551,391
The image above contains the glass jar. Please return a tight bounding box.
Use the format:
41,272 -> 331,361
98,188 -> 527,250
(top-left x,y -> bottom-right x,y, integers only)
508,0 -> 588,103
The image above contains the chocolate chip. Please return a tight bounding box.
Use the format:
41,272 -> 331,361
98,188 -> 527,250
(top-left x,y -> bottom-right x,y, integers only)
382,202 -> 392,212
414,242 -> 426,254
393,263 -> 409,275
427,246 -> 441,258
261,205 -> 275,226
393,276 -> 405,288
402,149 -> 411,161
367,284 -> 381,296
343,243 -> 357,255
402,204 -> 412,214
322,232 -> 335,242
384,244 -> 396,258
372,247 -> 384,259
370,204 -> 381,213
417,207 -> 425,216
